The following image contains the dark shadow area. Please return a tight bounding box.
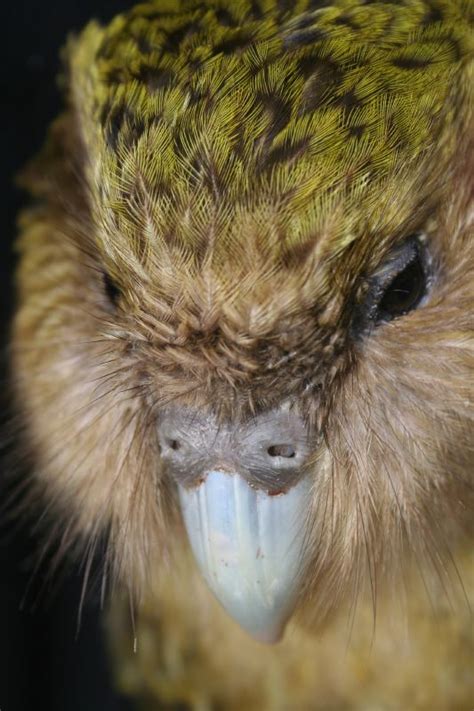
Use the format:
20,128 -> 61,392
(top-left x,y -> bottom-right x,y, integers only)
0,2 -> 134,709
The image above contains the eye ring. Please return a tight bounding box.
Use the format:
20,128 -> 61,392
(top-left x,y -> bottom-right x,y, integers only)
375,246 -> 427,322
353,236 -> 431,334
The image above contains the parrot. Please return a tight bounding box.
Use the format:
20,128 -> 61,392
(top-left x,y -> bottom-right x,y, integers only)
11,0 -> 473,708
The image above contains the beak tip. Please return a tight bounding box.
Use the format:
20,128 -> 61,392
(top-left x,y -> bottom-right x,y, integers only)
219,599 -> 290,644
179,470 -> 310,643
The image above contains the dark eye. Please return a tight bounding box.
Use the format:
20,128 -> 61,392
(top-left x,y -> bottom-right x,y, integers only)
355,237 -> 430,332
376,248 -> 426,322
103,271 -> 121,306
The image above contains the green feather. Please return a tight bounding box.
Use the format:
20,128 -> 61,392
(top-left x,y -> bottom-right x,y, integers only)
69,0 -> 472,280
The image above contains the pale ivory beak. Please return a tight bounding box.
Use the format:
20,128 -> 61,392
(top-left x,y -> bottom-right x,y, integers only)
178,470 -> 311,643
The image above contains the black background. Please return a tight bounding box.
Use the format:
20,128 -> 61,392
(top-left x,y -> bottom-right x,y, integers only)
0,2 -> 135,710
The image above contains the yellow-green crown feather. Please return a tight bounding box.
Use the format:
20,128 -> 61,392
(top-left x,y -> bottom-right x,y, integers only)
69,0 -> 472,286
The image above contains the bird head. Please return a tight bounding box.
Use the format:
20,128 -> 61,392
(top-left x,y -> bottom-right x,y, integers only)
12,0 -> 473,642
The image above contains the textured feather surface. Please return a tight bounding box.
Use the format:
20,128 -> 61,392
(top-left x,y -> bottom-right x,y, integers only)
29,0 -> 469,409
69,0 -> 472,273
10,1 -> 474,707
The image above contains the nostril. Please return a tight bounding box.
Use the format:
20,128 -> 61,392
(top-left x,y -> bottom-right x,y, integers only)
167,439 -> 181,451
267,444 -> 296,459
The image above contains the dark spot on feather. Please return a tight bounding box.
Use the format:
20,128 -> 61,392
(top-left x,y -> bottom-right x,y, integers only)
334,14 -> 360,29
283,27 -> 326,48
104,67 -> 129,85
422,5 -> 444,25
263,138 -> 310,170
187,57 -> 203,74
164,22 -> 201,52
136,66 -> 177,91
299,55 -> 341,81
348,124 -> 366,139
249,0 -> 263,18
135,35 -> 153,54
281,238 -> 315,266
277,0 -> 294,17
256,93 -> 292,149
104,104 -> 129,149
300,56 -> 343,112
124,118 -> 146,149
215,8 -> 238,26
231,121 -> 247,161
104,103 -> 146,150
392,56 -> 433,70
306,0 -> 334,9
187,86 -> 214,111
214,31 -> 254,55
138,9 -> 179,22
335,88 -> 361,112
96,38 -> 114,61
449,38 -> 463,62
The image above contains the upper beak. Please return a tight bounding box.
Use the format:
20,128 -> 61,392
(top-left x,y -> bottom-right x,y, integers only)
178,470 -> 312,643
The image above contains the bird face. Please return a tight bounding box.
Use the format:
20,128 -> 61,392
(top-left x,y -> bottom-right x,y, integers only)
12,0 -> 473,642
